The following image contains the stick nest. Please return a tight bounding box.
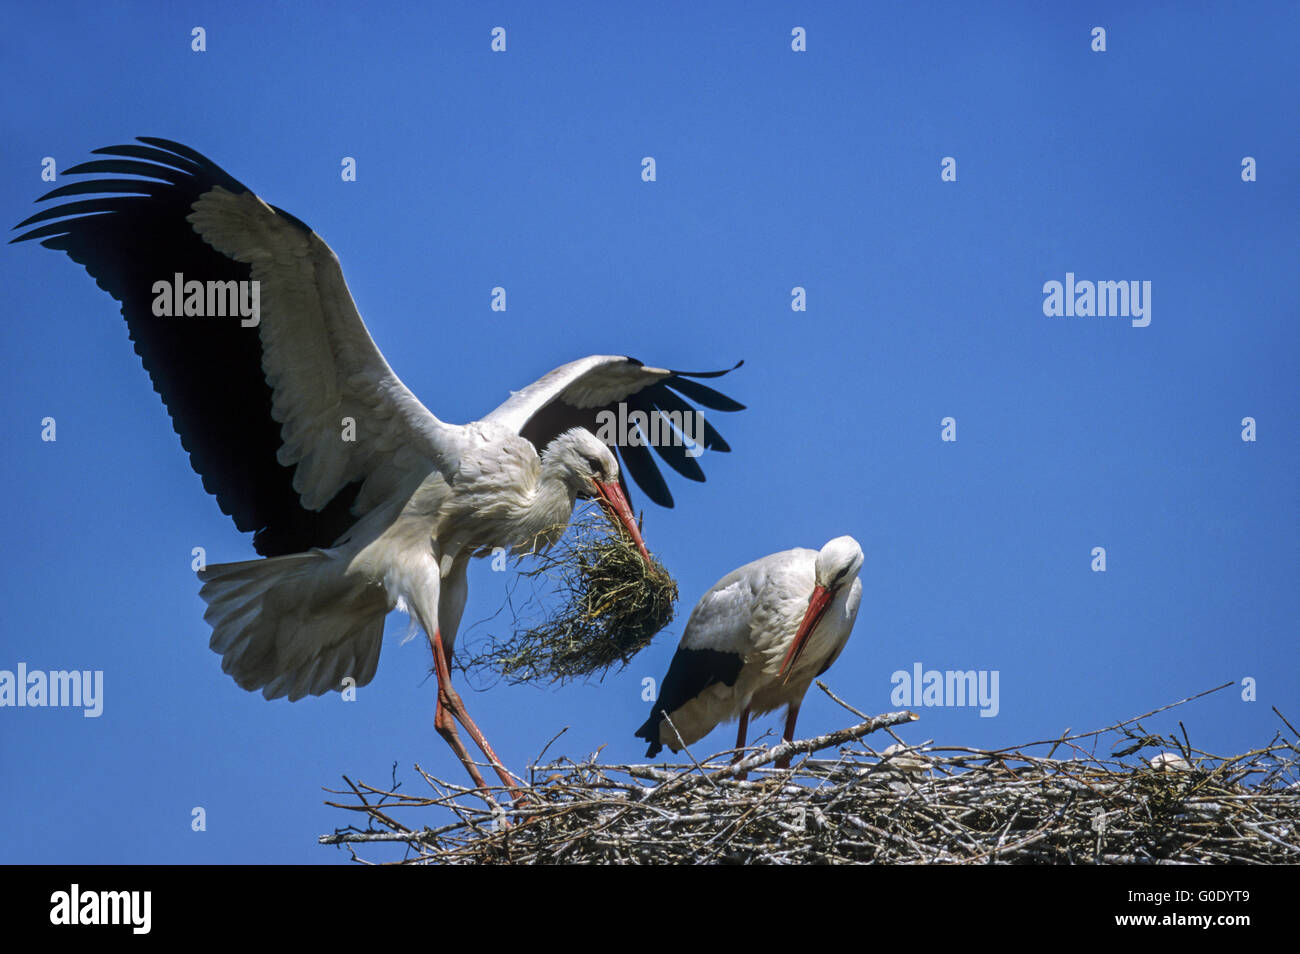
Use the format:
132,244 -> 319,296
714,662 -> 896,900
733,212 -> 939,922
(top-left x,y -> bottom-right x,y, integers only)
458,509 -> 678,685
322,684 -> 1300,864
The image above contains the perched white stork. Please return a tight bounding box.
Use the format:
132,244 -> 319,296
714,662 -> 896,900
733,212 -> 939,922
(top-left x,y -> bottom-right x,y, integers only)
13,137 -> 744,794
636,536 -> 863,773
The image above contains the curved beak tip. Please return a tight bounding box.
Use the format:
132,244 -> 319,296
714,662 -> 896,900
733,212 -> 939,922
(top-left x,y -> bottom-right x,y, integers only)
594,479 -> 652,565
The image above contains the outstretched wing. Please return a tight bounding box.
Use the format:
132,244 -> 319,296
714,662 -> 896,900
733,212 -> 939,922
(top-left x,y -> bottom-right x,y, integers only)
480,354 -> 744,508
12,137 -> 460,556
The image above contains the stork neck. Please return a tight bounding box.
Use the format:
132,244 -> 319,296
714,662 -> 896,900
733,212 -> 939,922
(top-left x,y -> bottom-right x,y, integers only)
513,470 -> 579,554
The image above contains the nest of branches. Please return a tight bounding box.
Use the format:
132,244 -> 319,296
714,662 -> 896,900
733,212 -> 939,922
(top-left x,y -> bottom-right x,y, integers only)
458,509 -> 678,685
323,683 -> 1300,864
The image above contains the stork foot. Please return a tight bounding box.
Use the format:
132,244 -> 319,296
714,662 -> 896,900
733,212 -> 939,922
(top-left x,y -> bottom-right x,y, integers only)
438,686 -> 531,804
435,698 -> 492,792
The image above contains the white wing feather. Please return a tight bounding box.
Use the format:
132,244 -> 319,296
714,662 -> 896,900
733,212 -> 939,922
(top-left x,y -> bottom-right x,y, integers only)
480,354 -> 672,435
680,548 -> 818,662
186,185 -> 463,513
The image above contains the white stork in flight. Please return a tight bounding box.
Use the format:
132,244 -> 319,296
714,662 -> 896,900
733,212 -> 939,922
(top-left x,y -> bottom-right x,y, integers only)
12,137 -> 744,795
636,536 -> 863,775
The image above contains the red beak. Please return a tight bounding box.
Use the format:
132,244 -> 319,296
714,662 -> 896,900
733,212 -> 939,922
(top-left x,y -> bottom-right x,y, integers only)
779,584 -> 834,682
593,479 -> 652,564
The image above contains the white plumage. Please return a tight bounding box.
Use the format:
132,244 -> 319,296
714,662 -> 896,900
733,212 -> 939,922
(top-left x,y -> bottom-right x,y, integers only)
637,536 -> 864,771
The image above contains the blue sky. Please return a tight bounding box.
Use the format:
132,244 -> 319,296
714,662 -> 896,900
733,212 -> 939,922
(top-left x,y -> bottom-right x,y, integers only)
2,2 -> 1297,863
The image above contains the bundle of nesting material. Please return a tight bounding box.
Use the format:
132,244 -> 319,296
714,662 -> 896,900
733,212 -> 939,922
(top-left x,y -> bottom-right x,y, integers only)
462,507 -> 678,685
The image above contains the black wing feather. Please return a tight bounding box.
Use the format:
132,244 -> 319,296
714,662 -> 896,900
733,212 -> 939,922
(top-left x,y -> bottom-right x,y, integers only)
613,433 -> 675,509
622,391 -> 705,484
641,383 -> 731,476
12,137 -> 360,556
662,373 -> 747,413
634,647 -> 743,757
518,361 -> 744,510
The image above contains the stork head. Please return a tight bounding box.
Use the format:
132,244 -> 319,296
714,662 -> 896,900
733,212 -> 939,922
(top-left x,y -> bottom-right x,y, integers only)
780,535 -> 865,681
542,428 -> 651,563
814,535 -> 866,589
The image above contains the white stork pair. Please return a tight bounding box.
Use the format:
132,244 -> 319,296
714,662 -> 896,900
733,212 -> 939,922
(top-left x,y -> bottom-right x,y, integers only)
14,137 -> 863,790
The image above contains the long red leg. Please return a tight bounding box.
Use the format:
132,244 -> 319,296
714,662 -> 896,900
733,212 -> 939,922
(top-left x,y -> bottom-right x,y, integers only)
429,629 -> 526,796
733,707 -> 751,780
429,630 -> 492,791
776,703 -> 801,769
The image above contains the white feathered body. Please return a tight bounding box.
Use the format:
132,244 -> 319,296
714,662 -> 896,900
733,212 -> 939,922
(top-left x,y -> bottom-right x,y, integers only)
201,421 -> 586,700
644,547 -> 862,753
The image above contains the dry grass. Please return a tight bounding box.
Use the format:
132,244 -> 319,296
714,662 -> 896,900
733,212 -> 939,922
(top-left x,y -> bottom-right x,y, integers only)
457,509 -> 678,685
